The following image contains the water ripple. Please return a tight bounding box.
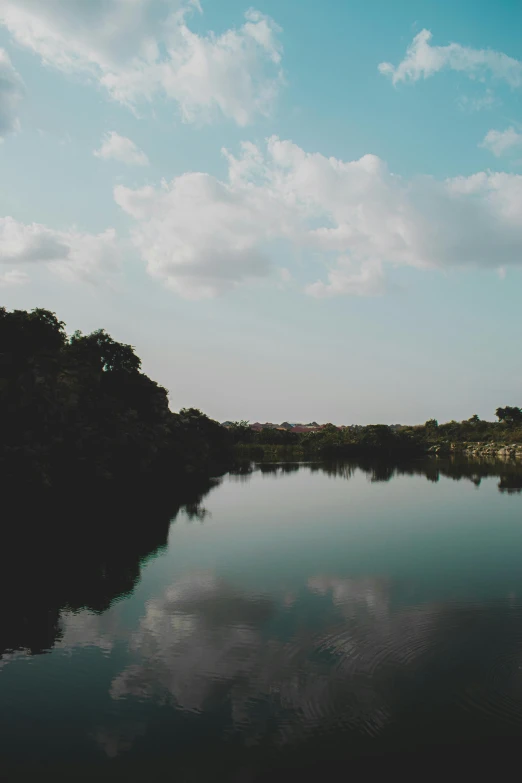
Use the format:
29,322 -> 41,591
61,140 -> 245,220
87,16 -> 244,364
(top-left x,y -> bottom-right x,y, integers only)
105,575 -> 522,750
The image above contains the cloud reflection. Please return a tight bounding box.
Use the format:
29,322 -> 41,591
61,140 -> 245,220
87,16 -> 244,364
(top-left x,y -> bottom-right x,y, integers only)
107,572 -> 448,751
55,609 -> 124,654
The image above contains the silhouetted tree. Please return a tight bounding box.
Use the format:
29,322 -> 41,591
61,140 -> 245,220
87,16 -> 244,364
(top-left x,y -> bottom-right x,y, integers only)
496,406 -> 522,426
0,307 -> 233,493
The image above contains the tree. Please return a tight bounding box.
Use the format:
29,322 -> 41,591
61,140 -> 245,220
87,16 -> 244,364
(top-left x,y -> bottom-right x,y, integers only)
496,406 -> 522,426
0,306 -> 234,492
68,329 -> 141,374
228,421 -> 254,444
0,307 -> 66,360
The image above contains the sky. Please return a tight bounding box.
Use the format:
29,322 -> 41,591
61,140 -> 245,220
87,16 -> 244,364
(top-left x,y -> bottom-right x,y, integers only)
1,0 -> 522,425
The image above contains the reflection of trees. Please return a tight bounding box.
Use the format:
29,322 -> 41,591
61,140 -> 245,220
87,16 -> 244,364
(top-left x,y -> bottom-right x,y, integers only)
258,463 -> 280,475
227,462 -> 255,482
280,463 -> 300,474
311,462 -> 357,481
249,463 -> 302,478
342,456 -> 511,488
498,474 -> 522,493
395,456 -> 522,491
0,476 -> 223,659
7,453 -> 515,658
238,456 -> 522,493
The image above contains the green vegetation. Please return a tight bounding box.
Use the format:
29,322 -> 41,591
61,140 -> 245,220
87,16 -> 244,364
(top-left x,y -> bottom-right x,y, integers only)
3,306 -> 522,495
230,424 -> 425,459
228,411 -> 522,460
0,307 -> 232,493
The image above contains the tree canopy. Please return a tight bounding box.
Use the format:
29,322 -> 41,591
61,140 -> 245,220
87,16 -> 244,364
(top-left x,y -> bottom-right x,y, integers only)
0,307 -> 231,493
496,406 -> 522,426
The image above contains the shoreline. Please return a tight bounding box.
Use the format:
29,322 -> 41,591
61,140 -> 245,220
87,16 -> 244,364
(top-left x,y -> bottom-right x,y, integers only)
235,442 -> 522,462
429,442 -> 522,459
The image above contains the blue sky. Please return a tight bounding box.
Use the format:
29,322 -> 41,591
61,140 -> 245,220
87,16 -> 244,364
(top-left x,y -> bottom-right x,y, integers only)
1,0 -> 522,424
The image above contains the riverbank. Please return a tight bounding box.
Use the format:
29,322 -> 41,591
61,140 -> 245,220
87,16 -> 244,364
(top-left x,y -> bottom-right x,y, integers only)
235,440 -> 522,463
429,442 -> 522,459
234,441 -> 426,461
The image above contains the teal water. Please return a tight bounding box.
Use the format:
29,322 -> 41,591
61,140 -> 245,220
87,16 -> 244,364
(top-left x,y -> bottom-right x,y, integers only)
2,459 -> 522,780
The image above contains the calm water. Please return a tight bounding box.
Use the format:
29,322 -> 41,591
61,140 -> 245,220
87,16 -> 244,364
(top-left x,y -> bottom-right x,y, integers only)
3,458 -> 522,780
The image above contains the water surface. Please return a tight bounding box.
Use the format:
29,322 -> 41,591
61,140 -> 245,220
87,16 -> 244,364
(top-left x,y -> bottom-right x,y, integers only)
2,458 -> 522,780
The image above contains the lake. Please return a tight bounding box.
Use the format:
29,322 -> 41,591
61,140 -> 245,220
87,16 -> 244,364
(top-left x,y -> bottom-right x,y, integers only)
2,457 -> 522,780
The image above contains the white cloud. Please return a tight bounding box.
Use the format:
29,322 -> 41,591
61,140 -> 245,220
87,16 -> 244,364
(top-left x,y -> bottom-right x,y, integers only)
0,216 -> 120,284
480,127 -> 522,157
0,1 -> 283,126
306,259 -> 385,298
115,136 -> 522,299
94,131 -> 149,166
114,175 -> 278,299
0,269 -> 29,286
457,88 -> 497,113
379,29 -> 522,87
0,47 -> 24,138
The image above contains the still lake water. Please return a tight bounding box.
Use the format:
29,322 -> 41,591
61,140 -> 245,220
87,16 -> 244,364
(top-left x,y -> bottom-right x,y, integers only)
3,458 -> 522,780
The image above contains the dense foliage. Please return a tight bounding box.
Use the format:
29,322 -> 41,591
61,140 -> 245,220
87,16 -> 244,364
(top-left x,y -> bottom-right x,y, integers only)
229,410 -> 522,459
0,307 -> 231,492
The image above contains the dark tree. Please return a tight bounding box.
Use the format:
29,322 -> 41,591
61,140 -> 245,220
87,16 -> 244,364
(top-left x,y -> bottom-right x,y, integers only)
68,328 -> 141,373
0,307 -> 233,494
496,406 -> 522,426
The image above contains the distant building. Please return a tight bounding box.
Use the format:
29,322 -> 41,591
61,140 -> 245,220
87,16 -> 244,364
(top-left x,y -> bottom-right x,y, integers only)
292,425 -> 322,434
244,420 -> 349,433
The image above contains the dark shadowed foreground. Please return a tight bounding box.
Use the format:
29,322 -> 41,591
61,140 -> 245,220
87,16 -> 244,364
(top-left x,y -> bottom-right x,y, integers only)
2,458 -> 522,781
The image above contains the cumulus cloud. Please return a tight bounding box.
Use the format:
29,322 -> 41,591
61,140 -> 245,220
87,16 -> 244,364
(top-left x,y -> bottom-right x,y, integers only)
480,127 -> 522,157
379,29 -> 522,87
0,216 -> 120,284
94,131 -> 149,166
115,136 -> 522,299
0,1 -> 283,126
0,48 -> 24,138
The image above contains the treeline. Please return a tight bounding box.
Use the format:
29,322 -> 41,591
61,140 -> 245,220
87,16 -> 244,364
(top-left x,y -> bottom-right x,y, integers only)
227,411 -> 522,459
229,422 -> 425,457
0,307 -> 231,493
3,306 -> 521,491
